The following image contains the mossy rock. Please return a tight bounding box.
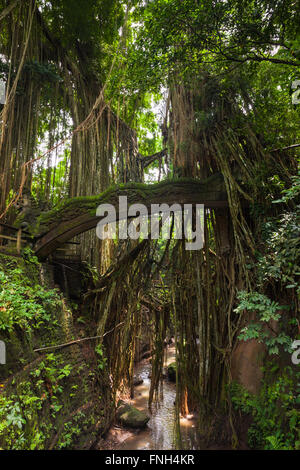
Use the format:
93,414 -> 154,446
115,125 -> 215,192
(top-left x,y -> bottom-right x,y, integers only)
167,362 -> 177,382
116,401 -> 149,429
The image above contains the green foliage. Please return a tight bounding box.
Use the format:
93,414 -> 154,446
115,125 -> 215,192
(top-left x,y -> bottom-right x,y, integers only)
22,247 -> 39,266
0,354 -> 72,450
246,63 -> 300,152
233,167 -> 300,450
257,213 -> 300,293
274,173 -> 300,203
95,344 -> 107,371
24,61 -> 61,84
236,171 -> 300,354
254,171 -> 300,293
57,420 -> 81,449
31,354 -> 72,385
128,0 -> 300,91
235,291 -> 292,356
0,253 -> 110,451
136,98 -> 163,157
40,0 -> 124,58
0,263 -> 60,333
230,367 -> 300,450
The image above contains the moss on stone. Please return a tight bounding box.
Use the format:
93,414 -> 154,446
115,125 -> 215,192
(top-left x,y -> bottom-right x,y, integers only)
33,174 -> 225,236
0,253 -> 113,450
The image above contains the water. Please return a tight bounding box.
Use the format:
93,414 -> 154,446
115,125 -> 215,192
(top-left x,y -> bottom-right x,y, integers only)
117,346 -> 201,450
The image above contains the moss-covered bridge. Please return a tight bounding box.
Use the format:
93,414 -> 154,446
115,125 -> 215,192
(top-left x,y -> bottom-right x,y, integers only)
29,174 -> 228,259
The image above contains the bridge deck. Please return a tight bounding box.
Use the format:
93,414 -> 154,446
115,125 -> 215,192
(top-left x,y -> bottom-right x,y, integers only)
33,175 -> 228,259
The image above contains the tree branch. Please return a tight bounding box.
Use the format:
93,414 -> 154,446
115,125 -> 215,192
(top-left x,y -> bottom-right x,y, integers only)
137,149 -> 168,169
33,322 -> 125,353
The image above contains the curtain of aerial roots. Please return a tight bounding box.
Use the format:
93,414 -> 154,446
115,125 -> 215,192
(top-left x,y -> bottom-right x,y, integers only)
63,52 -> 141,265
168,226 -> 241,422
0,1 -> 72,222
0,0 -> 40,218
163,78 -> 297,440
0,0 -> 141,265
87,240 -> 153,399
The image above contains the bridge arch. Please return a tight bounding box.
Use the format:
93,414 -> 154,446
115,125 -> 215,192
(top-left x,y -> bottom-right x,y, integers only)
33,175 -> 228,259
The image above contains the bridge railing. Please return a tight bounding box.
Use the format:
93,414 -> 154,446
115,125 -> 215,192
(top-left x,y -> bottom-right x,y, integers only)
0,223 -> 31,255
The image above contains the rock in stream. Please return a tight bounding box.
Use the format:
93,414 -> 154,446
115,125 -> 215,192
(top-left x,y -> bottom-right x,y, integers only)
116,400 -> 150,429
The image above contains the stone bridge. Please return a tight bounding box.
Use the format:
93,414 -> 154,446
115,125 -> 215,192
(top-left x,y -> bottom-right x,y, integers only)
32,174 -> 228,259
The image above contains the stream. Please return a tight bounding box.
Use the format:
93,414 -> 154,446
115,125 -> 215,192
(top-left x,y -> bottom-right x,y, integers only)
105,345 -> 202,451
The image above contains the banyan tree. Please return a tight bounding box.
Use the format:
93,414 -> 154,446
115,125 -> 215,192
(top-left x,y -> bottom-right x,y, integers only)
0,0 -> 299,450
